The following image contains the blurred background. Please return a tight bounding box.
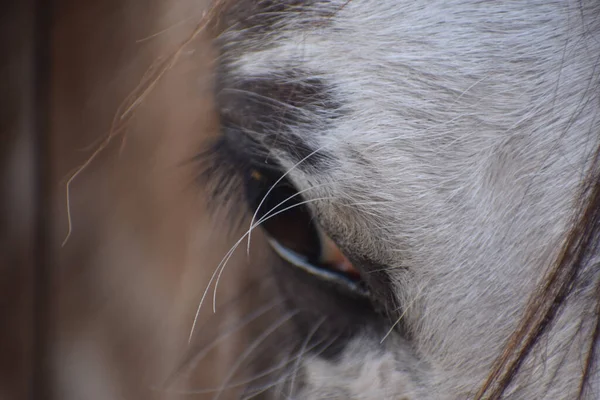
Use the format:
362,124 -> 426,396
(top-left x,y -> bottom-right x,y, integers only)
2,1 -> 277,399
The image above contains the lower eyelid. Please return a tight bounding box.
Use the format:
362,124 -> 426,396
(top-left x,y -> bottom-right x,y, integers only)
318,229 -> 361,279
266,236 -> 370,298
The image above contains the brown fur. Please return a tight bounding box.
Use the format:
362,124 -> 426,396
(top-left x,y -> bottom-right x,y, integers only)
3,1 -> 277,399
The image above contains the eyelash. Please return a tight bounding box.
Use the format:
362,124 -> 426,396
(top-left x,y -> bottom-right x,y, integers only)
195,137 -> 370,298
194,136 -> 272,223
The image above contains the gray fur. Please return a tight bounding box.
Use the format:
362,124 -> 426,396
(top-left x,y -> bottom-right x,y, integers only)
218,0 -> 600,398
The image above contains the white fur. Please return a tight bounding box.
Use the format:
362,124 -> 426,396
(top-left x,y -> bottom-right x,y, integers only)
222,0 -> 600,398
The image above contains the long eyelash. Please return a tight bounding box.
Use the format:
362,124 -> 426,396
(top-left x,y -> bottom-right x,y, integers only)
193,134 -> 284,226
194,138 -> 247,221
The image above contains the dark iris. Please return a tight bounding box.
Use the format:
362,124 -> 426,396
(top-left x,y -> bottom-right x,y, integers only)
243,167 -> 368,297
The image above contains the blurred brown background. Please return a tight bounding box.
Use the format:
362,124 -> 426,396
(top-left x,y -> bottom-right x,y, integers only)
2,1 -> 274,399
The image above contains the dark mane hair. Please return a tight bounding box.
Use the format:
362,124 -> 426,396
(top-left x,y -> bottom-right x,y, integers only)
477,141 -> 600,399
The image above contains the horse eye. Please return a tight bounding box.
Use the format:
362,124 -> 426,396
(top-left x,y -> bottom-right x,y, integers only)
243,168 -> 368,297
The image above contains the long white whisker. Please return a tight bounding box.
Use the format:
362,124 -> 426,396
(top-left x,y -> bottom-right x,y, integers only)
209,180 -> 336,310
246,146 -> 326,256
189,172 -> 355,344
212,311 -> 299,400
188,194 -> 334,343
210,196 -> 336,314
188,238 -> 246,342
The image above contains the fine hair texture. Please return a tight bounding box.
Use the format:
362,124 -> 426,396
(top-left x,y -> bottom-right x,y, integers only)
478,145 -> 600,400
206,0 -> 600,398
